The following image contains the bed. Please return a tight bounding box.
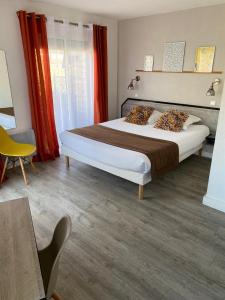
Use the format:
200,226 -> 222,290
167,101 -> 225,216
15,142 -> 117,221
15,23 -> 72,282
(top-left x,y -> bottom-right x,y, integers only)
60,98 -> 219,200
0,112 -> 16,129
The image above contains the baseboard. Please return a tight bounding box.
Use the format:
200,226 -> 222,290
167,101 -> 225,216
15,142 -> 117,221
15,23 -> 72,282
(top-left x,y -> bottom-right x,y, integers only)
203,194 -> 225,213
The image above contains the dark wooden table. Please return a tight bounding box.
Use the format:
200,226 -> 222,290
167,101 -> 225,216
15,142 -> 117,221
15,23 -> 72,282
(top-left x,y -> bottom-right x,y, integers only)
0,198 -> 45,300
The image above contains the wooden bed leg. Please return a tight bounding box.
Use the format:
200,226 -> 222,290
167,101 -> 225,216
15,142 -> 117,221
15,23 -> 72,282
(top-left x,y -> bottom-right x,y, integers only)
65,156 -> 70,168
30,157 -> 37,171
198,148 -> 203,157
139,185 -> 144,200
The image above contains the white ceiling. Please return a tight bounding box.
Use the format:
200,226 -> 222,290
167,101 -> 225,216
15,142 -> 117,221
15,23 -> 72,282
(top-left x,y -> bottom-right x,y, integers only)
35,0 -> 225,19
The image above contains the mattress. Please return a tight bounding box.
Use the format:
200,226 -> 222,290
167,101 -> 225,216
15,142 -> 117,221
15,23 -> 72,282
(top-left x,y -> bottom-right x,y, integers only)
60,118 -> 210,174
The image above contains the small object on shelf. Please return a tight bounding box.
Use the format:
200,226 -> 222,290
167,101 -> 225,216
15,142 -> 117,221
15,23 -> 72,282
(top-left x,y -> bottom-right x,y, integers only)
206,133 -> 215,145
144,55 -> 154,71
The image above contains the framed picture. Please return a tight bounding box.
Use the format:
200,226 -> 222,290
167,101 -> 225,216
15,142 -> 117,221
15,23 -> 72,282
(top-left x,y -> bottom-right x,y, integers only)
194,46 -> 215,73
144,55 -> 154,71
162,41 -> 186,72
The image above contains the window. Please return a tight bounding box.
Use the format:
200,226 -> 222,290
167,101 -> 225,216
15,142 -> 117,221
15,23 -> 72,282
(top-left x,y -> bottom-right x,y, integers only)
47,18 -> 93,138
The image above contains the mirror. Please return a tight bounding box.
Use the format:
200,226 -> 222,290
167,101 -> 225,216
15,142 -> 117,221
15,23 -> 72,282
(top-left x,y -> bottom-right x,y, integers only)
0,50 -> 16,129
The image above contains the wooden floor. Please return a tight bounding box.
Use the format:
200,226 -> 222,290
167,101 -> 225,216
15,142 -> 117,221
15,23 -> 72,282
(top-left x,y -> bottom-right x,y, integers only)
1,156 -> 225,300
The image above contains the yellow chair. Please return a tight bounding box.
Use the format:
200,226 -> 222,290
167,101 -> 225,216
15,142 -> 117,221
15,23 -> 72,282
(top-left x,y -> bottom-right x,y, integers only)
0,126 -> 36,185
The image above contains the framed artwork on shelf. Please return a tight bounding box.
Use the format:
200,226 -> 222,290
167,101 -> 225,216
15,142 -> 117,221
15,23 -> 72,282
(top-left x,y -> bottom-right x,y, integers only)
194,46 -> 216,73
162,41 -> 186,72
144,55 -> 154,71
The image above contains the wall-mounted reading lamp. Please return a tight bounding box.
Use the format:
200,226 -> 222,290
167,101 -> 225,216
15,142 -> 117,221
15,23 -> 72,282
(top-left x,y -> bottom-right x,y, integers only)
206,78 -> 221,96
128,75 -> 141,90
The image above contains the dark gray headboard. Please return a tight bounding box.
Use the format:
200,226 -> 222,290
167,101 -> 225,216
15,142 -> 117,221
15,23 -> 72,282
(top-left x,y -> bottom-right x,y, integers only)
121,98 -> 220,133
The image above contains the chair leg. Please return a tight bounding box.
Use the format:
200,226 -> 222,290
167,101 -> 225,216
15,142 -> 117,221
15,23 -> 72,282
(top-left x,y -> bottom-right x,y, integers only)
12,158 -> 16,170
52,292 -> 61,300
29,156 -> 37,171
19,157 -> 28,185
65,156 -> 70,168
1,157 -> 8,183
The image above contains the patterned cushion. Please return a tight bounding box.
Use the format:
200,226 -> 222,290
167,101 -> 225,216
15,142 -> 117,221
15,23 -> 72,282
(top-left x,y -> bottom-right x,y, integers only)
154,110 -> 189,132
125,106 -> 154,125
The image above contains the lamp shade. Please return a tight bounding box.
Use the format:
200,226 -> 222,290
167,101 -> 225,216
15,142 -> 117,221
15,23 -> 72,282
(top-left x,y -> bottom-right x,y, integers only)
206,78 -> 221,96
206,85 -> 215,96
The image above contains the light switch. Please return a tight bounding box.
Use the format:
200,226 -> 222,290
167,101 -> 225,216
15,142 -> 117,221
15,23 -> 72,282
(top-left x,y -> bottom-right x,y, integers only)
210,100 -> 216,106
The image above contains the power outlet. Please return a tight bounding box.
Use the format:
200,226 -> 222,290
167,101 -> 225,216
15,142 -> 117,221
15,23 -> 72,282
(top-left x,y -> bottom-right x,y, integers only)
134,93 -> 138,98
210,100 -> 216,106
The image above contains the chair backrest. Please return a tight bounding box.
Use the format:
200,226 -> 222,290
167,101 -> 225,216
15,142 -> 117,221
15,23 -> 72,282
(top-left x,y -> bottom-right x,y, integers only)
46,215 -> 72,299
0,126 -> 13,144
0,126 -> 19,154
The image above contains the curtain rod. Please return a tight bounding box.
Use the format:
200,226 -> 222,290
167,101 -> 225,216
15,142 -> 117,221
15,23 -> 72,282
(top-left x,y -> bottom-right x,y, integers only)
26,14 -> 90,28
54,19 -> 90,28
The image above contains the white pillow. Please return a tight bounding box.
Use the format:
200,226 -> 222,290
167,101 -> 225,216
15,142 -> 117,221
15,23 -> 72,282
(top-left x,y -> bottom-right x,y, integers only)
148,110 -> 163,125
183,114 -> 201,130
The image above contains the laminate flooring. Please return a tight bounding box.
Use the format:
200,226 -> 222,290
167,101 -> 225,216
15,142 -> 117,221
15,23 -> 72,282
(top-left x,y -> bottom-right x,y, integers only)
1,155 -> 225,300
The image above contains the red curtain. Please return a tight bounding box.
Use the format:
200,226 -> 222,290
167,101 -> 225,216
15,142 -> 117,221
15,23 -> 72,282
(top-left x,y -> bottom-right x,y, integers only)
93,25 -> 108,123
17,10 -> 59,161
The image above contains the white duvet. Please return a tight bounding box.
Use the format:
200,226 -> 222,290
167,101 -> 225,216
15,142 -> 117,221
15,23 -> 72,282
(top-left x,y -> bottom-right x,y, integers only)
60,118 -> 209,174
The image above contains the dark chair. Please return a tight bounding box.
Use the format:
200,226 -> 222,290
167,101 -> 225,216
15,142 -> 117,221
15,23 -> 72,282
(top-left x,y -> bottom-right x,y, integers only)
38,216 -> 72,300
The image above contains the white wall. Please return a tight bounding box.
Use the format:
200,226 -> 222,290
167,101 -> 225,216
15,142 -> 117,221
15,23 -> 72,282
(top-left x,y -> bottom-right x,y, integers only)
0,0 -> 118,133
118,5 -> 225,112
203,83 -> 225,212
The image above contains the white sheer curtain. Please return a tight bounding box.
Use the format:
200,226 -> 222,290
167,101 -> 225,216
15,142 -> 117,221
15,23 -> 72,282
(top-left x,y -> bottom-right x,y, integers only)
47,17 -> 94,137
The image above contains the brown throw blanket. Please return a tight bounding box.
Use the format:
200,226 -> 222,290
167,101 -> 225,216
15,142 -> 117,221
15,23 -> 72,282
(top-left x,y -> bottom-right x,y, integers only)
0,107 -> 15,116
70,125 -> 179,178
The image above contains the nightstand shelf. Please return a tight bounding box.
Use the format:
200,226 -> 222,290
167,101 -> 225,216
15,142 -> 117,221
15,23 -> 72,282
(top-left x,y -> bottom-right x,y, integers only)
202,134 -> 215,159
206,134 -> 216,145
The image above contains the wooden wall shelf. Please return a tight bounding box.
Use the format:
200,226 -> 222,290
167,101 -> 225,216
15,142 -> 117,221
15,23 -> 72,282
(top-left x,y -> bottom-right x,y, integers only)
136,70 -> 223,74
